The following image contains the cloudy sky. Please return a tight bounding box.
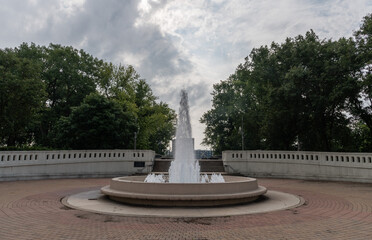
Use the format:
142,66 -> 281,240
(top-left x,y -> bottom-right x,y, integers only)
1,0 -> 371,149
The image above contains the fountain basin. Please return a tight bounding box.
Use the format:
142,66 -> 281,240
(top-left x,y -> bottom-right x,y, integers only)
101,175 -> 267,207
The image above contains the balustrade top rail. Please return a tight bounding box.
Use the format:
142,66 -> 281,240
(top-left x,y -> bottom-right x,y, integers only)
0,149 -> 155,166
223,150 -> 372,166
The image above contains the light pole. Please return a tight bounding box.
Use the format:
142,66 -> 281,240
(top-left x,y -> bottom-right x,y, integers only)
134,132 -> 137,150
241,115 -> 244,151
234,106 -> 245,151
134,118 -> 139,150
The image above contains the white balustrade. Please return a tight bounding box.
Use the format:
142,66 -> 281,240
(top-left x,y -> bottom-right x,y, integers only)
223,150 -> 372,183
0,149 -> 155,181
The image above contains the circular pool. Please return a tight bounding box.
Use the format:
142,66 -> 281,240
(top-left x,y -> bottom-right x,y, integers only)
101,175 -> 267,207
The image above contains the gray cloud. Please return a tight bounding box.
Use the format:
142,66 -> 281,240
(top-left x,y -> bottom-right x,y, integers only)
0,0 -> 192,82
1,0 -> 371,149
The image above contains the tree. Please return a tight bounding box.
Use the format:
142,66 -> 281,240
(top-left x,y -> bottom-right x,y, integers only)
348,14 -> 372,150
97,62 -> 139,112
201,77 -> 256,153
202,21 -> 367,152
35,44 -> 102,145
278,32 -> 359,151
96,63 -> 176,154
0,48 -> 46,146
1,43 -> 176,151
51,93 -> 137,149
142,102 -> 176,154
134,80 -> 176,154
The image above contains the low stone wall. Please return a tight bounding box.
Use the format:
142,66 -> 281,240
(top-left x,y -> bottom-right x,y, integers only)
0,150 -> 155,181
223,150 -> 372,183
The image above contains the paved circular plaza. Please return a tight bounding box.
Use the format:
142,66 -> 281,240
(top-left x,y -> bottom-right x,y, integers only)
0,178 -> 371,240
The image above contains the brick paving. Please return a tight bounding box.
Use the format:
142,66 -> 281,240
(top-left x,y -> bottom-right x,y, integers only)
0,178 -> 371,240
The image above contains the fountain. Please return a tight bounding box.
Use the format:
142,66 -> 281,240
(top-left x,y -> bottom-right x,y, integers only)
169,90 -> 201,183
101,90 -> 267,207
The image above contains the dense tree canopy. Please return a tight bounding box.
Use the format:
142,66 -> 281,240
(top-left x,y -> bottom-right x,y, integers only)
0,47 -> 45,146
50,93 -> 137,149
0,43 -> 175,153
201,14 -> 372,153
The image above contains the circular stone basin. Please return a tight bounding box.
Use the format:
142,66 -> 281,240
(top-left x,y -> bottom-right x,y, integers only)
101,175 -> 267,207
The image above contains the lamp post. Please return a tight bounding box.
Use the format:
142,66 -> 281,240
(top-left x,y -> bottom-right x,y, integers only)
134,118 -> 139,150
134,132 -> 137,150
234,106 -> 245,151
241,115 -> 244,151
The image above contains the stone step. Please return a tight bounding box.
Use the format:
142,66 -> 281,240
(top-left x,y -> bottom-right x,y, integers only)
152,159 -> 225,173
152,160 -> 171,172
151,172 -> 230,175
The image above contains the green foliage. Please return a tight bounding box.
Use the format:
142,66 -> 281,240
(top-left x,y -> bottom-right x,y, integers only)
38,44 -> 102,145
96,64 -> 176,153
137,101 -> 176,154
97,62 -> 138,112
348,14 -> 372,144
51,93 -> 136,149
134,80 -> 176,154
0,43 -> 176,152
202,14 -> 372,153
0,146 -> 53,151
350,121 -> 372,151
0,47 -> 46,146
43,44 -> 100,114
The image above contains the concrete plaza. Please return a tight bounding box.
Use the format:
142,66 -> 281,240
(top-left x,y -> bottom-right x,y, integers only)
0,178 -> 371,240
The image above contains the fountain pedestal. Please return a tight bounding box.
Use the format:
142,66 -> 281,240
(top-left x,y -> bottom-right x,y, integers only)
101,175 -> 267,207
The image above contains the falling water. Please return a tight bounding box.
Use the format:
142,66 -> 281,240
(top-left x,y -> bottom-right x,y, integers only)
144,173 -> 166,183
144,89 -> 224,183
168,90 -> 200,183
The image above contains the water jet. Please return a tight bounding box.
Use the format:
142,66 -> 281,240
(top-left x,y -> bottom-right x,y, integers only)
101,90 -> 267,207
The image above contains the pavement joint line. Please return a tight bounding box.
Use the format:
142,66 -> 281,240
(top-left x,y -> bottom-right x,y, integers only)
62,190 -> 305,218
1,178 -> 372,239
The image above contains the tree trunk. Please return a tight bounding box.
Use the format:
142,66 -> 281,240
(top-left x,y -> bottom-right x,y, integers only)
7,134 -> 16,146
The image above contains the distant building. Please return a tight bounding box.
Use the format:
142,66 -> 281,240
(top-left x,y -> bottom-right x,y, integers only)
171,139 -> 212,159
171,138 -> 195,157
194,149 -> 213,159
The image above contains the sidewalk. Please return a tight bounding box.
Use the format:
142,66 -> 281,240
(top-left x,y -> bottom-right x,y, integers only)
0,178 -> 371,240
